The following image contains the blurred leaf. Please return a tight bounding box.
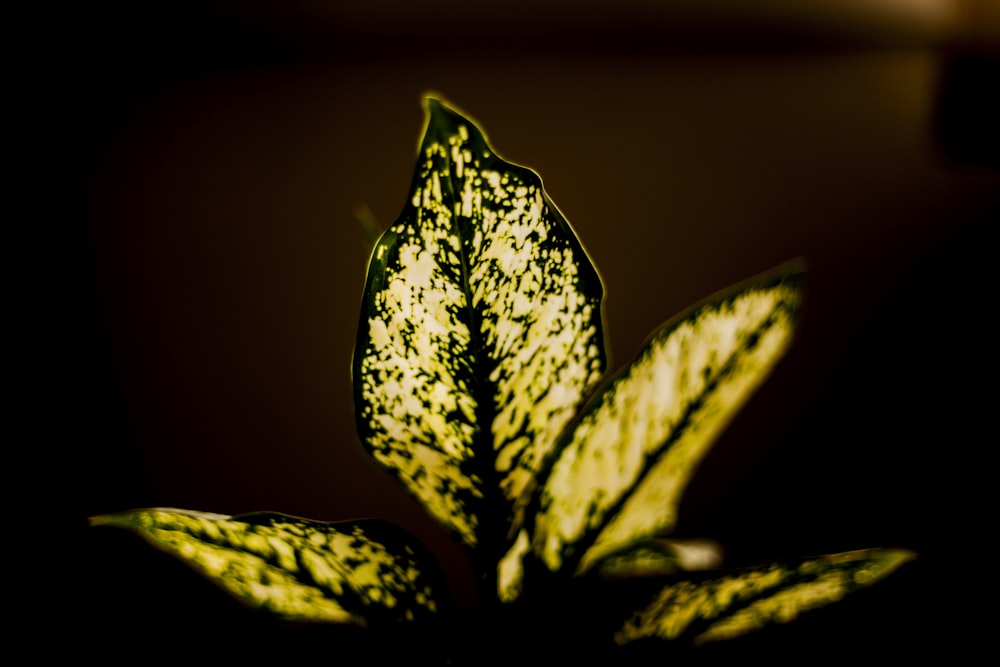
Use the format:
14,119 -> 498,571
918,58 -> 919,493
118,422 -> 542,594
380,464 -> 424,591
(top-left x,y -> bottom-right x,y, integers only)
352,97 -> 607,553
597,537 -> 723,579
526,263 -> 803,575
353,201 -> 385,250
89,509 -> 450,626
613,548 -> 916,646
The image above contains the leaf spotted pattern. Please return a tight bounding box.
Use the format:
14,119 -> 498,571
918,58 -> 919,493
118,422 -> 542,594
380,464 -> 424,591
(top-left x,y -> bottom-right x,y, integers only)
527,267 -> 803,575
613,548 -> 915,646
353,98 -> 606,550
89,509 -> 447,626
88,95 -> 916,655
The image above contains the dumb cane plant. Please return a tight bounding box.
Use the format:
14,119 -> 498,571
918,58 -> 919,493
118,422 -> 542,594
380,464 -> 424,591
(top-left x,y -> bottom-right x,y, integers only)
90,96 -> 914,663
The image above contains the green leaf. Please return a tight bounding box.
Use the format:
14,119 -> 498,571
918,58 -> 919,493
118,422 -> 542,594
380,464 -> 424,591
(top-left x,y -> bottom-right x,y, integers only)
89,509 -> 450,626
352,96 -> 607,552
612,548 -> 916,646
597,537 -> 723,579
526,263 -> 804,575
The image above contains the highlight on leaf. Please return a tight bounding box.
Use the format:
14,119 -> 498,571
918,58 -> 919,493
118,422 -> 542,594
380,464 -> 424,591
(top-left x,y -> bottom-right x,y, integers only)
87,93 -> 917,661
613,547 -> 916,647
525,262 -> 804,576
597,537 -> 724,579
88,509 -> 451,626
352,96 -> 607,552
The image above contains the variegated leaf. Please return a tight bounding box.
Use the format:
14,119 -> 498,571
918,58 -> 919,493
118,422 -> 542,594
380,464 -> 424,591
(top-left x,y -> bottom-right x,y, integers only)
352,97 -> 607,553
89,509 -> 450,626
527,263 -> 803,575
597,537 -> 723,579
613,548 -> 916,646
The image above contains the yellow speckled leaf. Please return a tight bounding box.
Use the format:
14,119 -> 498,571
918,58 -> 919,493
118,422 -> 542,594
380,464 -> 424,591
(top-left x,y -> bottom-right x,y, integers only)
613,548 -> 916,646
528,263 -> 803,575
89,508 -> 450,626
352,97 -> 607,553
598,537 -> 723,579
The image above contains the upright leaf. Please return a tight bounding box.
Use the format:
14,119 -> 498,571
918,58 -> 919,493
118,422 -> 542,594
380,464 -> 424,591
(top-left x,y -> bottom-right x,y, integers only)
353,97 -> 607,553
89,509 -> 451,626
527,263 -> 803,575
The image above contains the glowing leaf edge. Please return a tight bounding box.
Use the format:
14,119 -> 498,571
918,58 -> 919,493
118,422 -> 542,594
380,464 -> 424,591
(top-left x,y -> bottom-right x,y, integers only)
613,547 -> 916,646
89,508 -> 452,627
352,95 -> 608,555
523,261 -> 805,576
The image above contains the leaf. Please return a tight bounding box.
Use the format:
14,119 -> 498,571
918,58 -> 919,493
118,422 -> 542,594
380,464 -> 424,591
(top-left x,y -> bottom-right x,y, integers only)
352,96 -> 607,553
89,509 -> 451,626
597,537 -> 723,579
612,548 -> 916,646
526,262 -> 804,575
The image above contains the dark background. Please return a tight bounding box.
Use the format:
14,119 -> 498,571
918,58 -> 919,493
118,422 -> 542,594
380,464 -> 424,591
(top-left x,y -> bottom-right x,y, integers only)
24,1 -> 998,662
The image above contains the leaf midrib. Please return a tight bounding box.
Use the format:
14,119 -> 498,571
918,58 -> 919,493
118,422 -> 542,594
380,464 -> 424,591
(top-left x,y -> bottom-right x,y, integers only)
556,302 -> 789,576
439,127 -> 506,590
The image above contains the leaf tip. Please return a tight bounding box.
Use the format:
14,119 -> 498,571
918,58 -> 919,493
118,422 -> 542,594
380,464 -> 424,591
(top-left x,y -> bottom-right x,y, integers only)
882,547 -> 919,571
419,93 -> 487,146
88,512 -> 124,528
765,255 -> 808,289
421,91 -> 453,119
